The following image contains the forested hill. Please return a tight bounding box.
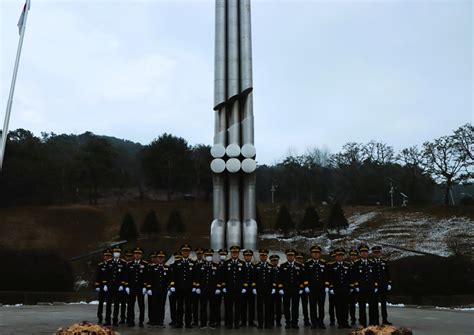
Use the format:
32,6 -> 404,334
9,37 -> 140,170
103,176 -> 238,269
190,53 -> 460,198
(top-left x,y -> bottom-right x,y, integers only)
0,123 -> 472,208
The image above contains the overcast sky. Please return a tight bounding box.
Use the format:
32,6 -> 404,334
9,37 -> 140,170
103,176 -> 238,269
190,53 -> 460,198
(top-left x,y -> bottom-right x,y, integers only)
1,0 -> 472,164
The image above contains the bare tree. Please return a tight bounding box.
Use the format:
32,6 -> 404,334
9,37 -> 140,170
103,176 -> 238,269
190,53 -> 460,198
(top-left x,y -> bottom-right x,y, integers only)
305,146 -> 332,167
453,123 -> 474,179
422,135 -> 468,205
364,141 -> 395,165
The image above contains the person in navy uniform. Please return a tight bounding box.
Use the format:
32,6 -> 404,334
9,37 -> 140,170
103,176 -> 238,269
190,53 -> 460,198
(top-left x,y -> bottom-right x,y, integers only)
222,245 -> 245,329
279,248 -> 304,329
94,249 -> 112,324
194,248 -> 221,329
168,252 -> 182,326
125,247 -> 148,328
296,252 -> 310,327
146,250 -> 170,328
270,254 -> 282,327
304,245 -> 329,329
328,247 -> 352,329
120,249 -> 133,323
241,249 -> 256,327
327,250 -> 336,326
169,244 -> 197,328
146,251 -> 158,326
192,247 -> 205,326
371,246 -> 392,325
215,248 -> 228,327
254,249 -> 275,329
104,246 -> 127,326
352,244 -> 378,327
348,248 -> 359,326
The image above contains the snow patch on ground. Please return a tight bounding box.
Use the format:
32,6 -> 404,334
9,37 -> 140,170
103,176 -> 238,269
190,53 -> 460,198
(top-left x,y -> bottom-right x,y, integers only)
261,210 -> 473,260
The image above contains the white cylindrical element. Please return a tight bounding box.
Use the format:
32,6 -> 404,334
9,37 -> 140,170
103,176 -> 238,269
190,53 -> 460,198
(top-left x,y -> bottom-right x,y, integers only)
226,158 -> 241,173
211,174 -> 226,250
211,144 -> 226,158
211,158 -> 226,173
226,143 -> 241,157
239,0 -> 253,94
241,158 -> 256,173
241,143 -> 256,158
227,174 -> 241,247
242,173 -> 257,250
227,0 -> 240,99
211,0 -> 227,251
214,0 -> 227,109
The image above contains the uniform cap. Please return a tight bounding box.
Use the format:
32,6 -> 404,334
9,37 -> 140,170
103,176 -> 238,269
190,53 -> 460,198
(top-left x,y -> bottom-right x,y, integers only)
358,244 -> 370,252
180,244 -> 192,251
270,254 -> 280,261
133,247 -> 144,254
349,249 -> 359,256
204,248 -> 214,256
243,249 -> 254,256
285,248 -> 296,256
230,246 -> 241,252
111,246 -> 122,253
103,249 -> 112,256
371,246 -> 382,252
125,250 -> 133,256
218,248 -> 228,255
334,247 -> 346,256
296,252 -> 304,259
156,250 -> 166,257
330,250 -> 336,257
150,251 -> 157,257
195,247 -> 204,254
310,245 -> 322,253
259,249 -> 269,255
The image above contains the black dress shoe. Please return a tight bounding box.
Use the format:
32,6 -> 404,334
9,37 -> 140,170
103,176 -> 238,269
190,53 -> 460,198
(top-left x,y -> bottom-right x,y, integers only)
292,324 -> 299,329
257,325 -> 263,329
119,320 -> 126,325
127,323 -> 135,327
319,323 -> 326,329
249,322 -> 257,327
383,320 -> 393,325
276,322 -> 282,327
139,322 -> 144,328
264,325 -> 272,329
185,324 -> 193,329
304,321 -> 311,327
311,324 -> 318,329
112,322 -> 118,327
330,321 -> 335,326
103,322 -> 111,327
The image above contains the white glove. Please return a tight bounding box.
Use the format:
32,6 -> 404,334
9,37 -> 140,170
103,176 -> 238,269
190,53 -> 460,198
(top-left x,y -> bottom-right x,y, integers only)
271,288 -> 276,295
387,285 -> 392,291
355,287 -> 360,292
325,287 -> 329,293
223,288 -> 227,294
242,288 -> 247,294
329,289 -> 334,295
279,289 -> 284,295
196,288 -> 201,295
170,287 -> 176,293
374,288 -> 378,293
142,288 -> 147,295
125,287 -> 130,295
118,285 -> 124,292
350,288 -> 354,294
95,287 -> 100,292
147,290 -> 152,296
215,289 -> 221,295
304,287 -> 310,294
192,288 -> 196,293
103,285 -> 108,292
252,288 -> 257,295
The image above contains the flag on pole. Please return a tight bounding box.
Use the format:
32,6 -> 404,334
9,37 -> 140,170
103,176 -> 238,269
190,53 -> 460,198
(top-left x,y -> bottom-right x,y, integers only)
17,1 -> 30,35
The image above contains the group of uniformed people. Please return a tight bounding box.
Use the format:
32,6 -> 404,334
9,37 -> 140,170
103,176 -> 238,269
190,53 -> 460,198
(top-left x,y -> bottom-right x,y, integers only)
95,243 -> 392,330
